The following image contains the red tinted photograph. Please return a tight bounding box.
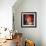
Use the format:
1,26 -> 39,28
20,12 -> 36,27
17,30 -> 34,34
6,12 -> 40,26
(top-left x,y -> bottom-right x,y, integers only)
21,12 -> 37,28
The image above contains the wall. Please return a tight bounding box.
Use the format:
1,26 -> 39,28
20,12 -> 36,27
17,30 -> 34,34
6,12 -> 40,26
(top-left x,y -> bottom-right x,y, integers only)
40,0 -> 46,46
13,0 -> 41,46
0,0 -> 16,38
0,0 -> 16,30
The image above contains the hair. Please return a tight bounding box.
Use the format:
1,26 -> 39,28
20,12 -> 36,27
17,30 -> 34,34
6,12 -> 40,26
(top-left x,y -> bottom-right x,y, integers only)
24,14 -> 34,25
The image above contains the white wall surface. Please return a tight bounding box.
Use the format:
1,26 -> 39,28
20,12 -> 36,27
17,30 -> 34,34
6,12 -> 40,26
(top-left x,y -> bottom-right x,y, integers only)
13,0 -> 41,46
0,0 -> 17,39
41,0 -> 46,46
13,0 -> 46,46
0,0 -> 16,29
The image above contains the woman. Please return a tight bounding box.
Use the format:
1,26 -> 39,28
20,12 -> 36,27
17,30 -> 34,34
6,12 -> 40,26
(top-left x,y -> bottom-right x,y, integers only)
24,15 -> 34,25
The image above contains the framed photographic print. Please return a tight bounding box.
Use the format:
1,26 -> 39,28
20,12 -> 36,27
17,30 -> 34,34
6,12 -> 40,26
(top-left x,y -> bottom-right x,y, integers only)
21,12 -> 37,28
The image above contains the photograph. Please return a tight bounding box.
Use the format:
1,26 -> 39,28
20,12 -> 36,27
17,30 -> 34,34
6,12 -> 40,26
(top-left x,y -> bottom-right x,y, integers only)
21,12 -> 37,28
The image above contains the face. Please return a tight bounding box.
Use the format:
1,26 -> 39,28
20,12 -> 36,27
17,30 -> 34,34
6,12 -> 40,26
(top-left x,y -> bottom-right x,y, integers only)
26,16 -> 32,23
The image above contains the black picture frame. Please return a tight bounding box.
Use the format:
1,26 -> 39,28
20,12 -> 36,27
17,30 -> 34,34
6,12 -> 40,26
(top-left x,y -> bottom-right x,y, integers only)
21,12 -> 37,28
